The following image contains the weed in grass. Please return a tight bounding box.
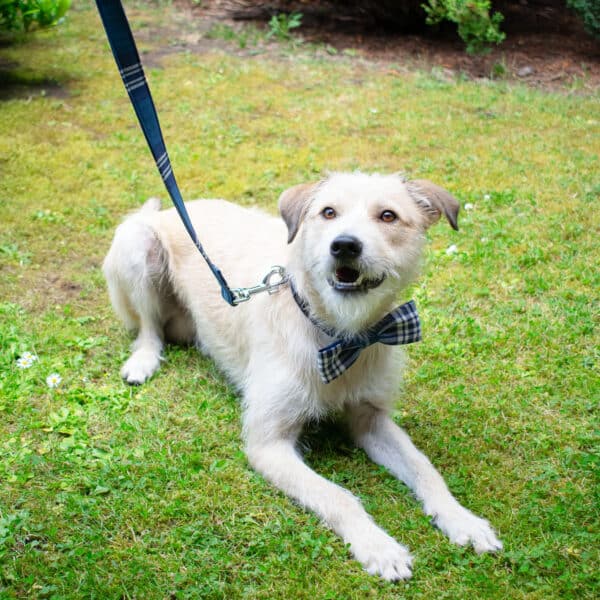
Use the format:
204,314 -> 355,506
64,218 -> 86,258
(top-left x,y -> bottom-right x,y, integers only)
267,12 -> 303,41
0,242 -> 31,265
205,22 -> 263,50
490,58 -> 508,79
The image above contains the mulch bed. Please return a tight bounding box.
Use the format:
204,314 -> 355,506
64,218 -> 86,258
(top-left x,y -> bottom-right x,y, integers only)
189,0 -> 600,92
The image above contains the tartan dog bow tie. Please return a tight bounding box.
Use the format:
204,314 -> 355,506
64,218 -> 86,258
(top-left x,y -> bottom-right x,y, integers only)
290,283 -> 422,383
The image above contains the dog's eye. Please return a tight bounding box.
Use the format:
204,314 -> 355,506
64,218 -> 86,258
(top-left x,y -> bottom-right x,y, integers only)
380,210 -> 397,223
322,207 -> 337,220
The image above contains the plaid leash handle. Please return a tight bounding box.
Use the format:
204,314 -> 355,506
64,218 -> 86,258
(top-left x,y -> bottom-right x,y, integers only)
95,0 -> 236,306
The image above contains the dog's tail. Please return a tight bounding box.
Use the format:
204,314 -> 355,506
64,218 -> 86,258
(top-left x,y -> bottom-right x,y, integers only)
104,196 -> 164,331
139,197 -> 161,214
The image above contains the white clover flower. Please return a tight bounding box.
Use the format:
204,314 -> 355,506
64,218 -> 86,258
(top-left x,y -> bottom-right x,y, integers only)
46,373 -> 62,388
445,244 -> 458,255
483,194 -> 491,201
464,202 -> 474,211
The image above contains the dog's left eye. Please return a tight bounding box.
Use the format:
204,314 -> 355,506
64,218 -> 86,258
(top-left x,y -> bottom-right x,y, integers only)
322,207 -> 337,219
380,210 -> 397,223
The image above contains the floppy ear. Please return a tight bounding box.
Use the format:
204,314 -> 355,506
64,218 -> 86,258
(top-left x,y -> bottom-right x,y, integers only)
278,182 -> 319,244
407,179 -> 460,231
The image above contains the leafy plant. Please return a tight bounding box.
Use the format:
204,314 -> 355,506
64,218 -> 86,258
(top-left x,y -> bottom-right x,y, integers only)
0,242 -> 31,265
566,0 -> 600,38
267,11 -> 303,41
0,511 -> 28,560
423,0 -> 505,53
0,0 -> 71,33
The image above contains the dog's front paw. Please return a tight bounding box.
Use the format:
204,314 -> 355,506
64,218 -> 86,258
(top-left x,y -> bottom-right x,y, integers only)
432,504 -> 502,554
347,527 -> 413,581
120,350 -> 161,385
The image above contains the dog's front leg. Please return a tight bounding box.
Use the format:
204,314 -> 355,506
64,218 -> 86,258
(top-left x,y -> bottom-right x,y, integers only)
348,404 -> 502,554
245,426 -> 413,580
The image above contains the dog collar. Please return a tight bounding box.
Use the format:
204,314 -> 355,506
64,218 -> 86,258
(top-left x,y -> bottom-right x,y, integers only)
289,280 -> 422,384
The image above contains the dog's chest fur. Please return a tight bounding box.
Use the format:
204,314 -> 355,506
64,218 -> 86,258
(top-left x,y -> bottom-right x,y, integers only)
309,344 -> 407,416
194,297 -> 407,422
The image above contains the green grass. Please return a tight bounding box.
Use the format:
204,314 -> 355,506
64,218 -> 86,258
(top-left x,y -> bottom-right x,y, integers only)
1,1 -> 598,598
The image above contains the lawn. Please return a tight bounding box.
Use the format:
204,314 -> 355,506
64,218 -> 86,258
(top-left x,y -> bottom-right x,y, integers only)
0,1 -> 598,598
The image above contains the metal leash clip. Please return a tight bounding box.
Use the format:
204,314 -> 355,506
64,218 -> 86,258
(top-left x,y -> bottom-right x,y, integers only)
231,266 -> 288,305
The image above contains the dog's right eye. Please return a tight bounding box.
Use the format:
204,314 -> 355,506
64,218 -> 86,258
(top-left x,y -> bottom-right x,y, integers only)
322,207 -> 337,219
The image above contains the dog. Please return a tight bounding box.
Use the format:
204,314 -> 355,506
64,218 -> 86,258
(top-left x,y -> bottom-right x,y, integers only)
103,172 -> 502,580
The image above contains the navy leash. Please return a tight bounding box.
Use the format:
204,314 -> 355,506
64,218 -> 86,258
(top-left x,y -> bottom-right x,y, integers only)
94,0 -> 287,306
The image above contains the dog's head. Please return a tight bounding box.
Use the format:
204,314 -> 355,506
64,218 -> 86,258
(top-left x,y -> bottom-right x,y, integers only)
279,172 -> 459,331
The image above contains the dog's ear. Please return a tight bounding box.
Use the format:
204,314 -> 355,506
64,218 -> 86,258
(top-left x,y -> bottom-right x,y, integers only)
278,182 -> 319,244
407,179 -> 460,231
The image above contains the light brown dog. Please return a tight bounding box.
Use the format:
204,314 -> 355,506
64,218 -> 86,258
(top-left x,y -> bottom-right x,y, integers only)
103,172 -> 502,579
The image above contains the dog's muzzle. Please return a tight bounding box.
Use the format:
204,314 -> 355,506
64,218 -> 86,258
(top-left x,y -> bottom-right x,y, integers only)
327,235 -> 386,293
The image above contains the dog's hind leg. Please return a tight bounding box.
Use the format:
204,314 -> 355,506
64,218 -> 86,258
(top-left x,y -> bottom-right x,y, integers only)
103,199 -> 166,384
347,403 -> 503,554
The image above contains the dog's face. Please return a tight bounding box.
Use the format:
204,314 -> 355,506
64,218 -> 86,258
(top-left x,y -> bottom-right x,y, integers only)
280,173 -> 459,330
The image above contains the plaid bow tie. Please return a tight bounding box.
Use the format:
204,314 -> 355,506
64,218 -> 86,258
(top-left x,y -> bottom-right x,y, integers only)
290,283 -> 422,384
317,301 -> 422,383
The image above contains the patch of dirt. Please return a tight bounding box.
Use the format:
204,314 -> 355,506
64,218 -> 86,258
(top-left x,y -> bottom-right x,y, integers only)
32,275 -> 83,308
185,0 -> 599,92
297,30 -> 598,91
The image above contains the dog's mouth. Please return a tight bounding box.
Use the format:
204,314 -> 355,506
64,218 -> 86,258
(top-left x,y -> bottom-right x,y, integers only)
328,266 -> 386,293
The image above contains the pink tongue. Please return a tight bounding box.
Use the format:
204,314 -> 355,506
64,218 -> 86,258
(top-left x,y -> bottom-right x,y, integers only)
336,267 -> 359,283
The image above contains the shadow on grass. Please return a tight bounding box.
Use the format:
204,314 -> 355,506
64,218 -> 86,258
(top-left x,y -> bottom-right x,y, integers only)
300,418 -> 356,459
0,61 -> 71,100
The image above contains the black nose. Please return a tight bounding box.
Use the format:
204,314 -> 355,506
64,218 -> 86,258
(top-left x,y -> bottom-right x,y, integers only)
330,235 -> 363,259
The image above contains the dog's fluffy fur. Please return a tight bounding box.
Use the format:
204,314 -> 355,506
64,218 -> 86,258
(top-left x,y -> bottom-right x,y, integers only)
103,172 -> 502,580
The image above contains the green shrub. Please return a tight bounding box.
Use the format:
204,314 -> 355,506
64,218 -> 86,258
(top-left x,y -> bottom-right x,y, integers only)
0,0 -> 71,33
566,0 -> 600,38
423,0 -> 505,53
